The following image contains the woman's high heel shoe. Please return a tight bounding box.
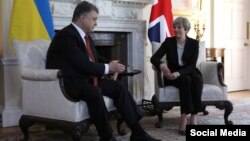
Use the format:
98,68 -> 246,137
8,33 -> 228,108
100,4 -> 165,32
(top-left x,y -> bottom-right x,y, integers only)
179,114 -> 187,136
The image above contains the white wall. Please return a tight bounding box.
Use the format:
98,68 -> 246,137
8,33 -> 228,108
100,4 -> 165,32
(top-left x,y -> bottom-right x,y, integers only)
0,0 -> 22,127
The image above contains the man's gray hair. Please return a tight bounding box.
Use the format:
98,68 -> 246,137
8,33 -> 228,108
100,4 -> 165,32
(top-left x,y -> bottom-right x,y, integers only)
72,1 -> 99,22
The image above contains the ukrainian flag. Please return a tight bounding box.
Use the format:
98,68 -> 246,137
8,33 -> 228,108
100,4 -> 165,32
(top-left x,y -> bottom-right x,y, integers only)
8,0 -> 54,42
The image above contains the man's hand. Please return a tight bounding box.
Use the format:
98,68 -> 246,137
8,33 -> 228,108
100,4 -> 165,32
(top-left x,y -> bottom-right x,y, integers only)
108,60 -> 125,73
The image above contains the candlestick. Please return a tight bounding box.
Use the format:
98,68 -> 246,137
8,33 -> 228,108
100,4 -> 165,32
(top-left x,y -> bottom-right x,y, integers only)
194,20 -> 206,41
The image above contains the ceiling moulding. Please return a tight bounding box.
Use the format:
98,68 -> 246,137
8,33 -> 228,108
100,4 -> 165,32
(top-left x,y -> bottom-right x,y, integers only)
112,0 -> 151,8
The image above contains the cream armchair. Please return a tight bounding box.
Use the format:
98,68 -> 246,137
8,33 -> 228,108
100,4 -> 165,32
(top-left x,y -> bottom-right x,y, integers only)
14,40 -> 124,141
151,41 -> 233,128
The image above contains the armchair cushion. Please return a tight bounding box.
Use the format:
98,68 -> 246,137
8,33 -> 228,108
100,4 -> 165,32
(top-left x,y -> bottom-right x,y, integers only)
157,83 -> 226,102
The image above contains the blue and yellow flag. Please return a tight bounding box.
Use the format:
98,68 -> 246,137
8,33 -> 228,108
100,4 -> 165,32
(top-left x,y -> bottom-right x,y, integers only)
8,0 -> 54,42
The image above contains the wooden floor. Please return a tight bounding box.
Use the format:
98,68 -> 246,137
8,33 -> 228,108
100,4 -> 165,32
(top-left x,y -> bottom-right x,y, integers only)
228,90 -> 250,100
1,90 -> 250,134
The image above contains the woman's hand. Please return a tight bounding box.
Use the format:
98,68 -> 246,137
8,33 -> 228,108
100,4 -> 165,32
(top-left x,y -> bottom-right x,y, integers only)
160,63 -> 172,79
170,72 -> 180,80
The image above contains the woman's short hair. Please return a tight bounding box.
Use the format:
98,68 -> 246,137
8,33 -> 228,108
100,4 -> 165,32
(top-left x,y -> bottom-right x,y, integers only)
72,1 -> 99,22
173,17 -> 191,33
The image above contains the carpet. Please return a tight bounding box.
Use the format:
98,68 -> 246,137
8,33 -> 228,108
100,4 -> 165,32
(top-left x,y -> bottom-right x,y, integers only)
1,98 -> 250,141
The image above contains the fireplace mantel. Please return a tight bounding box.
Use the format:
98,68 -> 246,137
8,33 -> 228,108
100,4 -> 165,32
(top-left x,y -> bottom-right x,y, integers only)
50,0 -> 152,19
112,0 -> 151,8
50,0 -> 151,8
51,0 -> 152,102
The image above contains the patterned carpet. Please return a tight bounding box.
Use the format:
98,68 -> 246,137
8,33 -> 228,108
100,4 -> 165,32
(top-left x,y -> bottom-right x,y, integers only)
1,98 -> 250,141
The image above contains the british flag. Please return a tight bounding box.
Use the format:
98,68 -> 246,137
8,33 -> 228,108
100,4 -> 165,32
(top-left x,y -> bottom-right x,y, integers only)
148,0 -> 174,52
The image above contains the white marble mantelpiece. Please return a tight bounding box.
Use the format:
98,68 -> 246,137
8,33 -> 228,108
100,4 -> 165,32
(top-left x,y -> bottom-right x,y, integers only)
51,0 -> 152,102
112,0 -> 151,8
50,0 -> 151,8
50,0 -> 152,19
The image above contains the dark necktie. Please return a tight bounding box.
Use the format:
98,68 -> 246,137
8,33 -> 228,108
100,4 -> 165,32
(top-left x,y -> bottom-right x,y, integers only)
85,35 -> 98,86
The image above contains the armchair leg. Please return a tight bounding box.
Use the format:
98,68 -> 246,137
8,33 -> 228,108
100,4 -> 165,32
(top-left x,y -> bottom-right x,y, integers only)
69,126 -> 83,141
152,95 -> 163,128
19,115 -> 92,141
62,120 -> 91,141
155,112 -> 163,128
224,100 -> 233,125
211,100 -> 234,125
215,100 -> 233,125
19,115 -> 35,141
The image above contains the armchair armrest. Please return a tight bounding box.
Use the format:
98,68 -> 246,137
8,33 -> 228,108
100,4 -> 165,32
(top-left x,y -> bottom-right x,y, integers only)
21,68 -> 61,81
199,61 -> 226,86
21,67 -> 77,102
151,63 -> 165,88
155,68 -> 165,87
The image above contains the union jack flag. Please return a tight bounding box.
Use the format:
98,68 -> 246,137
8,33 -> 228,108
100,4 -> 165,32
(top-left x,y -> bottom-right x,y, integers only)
148,0 -> 174,52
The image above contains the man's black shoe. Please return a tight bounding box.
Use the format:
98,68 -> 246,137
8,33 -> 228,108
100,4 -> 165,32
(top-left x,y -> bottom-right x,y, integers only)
99,136 -> 117,141
130,132 -> 161,141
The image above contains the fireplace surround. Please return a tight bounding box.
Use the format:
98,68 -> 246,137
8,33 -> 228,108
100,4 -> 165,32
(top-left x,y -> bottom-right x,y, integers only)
92,31 -> 128,88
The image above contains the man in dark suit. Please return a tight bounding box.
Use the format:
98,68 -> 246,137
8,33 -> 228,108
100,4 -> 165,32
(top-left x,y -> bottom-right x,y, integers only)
46,1 -> 160,141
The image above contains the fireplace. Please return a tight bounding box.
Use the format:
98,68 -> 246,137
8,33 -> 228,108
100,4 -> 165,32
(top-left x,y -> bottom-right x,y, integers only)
92,32 -> 128,66
92,32 -> 128,88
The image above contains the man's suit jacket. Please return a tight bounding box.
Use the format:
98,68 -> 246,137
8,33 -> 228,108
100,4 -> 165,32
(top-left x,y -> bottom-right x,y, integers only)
151,36 -> 201,76
46,24 -> 111,100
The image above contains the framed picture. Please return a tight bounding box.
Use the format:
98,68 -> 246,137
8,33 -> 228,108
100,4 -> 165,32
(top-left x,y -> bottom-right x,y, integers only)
172,0 -> 202,16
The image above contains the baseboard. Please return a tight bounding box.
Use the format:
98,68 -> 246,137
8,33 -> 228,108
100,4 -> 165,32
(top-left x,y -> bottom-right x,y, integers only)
1,106 -> 22,127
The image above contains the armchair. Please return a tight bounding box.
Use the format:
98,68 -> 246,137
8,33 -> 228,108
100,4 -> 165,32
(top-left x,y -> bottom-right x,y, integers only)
13,40 -> 124,141
151,41 -> 233,128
